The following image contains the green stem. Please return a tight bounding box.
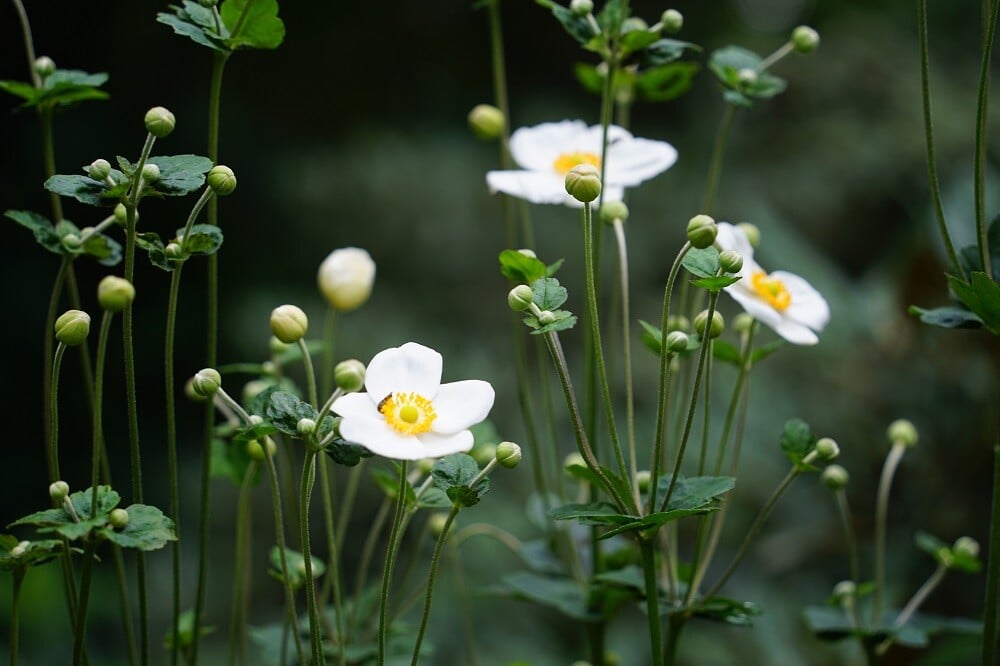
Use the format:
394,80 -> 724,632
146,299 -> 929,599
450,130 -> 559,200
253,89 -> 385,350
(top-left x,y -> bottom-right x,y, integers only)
696,344 -> 713,476
110,545 -> 138,666
11,0 -> 39,86
72,544 -> 97,666
449,545 -> 480,666
90,312 -> 113,516
10,568 -> 24,666
351,496 -> 391,636
410,505 -> 460,665
702,105 -> 737,214
712,324 -> 757,475
48,343 -> 66,484
164,263 -> 184,666
336,462 -> 364,553
42,257 -> 70,465
379,461 -> 410,666
975,0 -> 1000,279
872,442 -> 907,627
756,41 -> 794,72
836,489 -> 860,585
612,218 -> 641,509
983,435 -> 1000,665
228,462 -> 256,666
318,456 -> 348,666
876,563 -> 949,655
639,540 -> 664,666
512,320 -> 549,503
39,107 -> 64,223
300,449 -> 323,665
917,0 -> 964,277
298,339 -> 319,409
664,615 -> 686,666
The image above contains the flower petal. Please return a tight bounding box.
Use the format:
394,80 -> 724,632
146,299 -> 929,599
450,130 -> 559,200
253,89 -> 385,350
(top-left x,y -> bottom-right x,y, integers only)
330,391 -> 379,418
509,120 -> 589,170
365,342 -> 442,401
771,270 -> 830,332
486,170 -> 573,205
771,317 -> 820,345
430,380 -> 495,434
725,286 -> 783,329
338,412 -> 424,460
605,137 -> 678,186
416,431 -> 475,458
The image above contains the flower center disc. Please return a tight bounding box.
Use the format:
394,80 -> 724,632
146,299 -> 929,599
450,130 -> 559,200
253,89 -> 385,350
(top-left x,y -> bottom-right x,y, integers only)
552,151 -> 602,175
380,392 -> 437,435
751,271 -> 792,311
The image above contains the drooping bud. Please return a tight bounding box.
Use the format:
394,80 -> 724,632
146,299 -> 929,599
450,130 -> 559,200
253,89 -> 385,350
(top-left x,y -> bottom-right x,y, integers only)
564,163 -> 602,204
887,419 -> 918,448
207,165 -> 237,195
297,418 -> 317,437
109,508 -> 130,530
144,106 -> 176,138
791,26 -> 820,54
49,480 -> 70,502
89,159 -> 112,181
814,437 -> 840,461
661,9 -> 683,33
55,310 -> 91,346
693,309 -> 724,339
736,222 -> 760,248
192,368 -> 222,398
508,285 -> 535,312
665,330 -> 690,353
821,464 -> 849,490
33,56 -> 56,78
317,247 -> 376,312
495,441 -> 522,469
467,104 -> 506,141
718,250 -> 743,274
599,200 -> 629,225
570,0 -> 593,17
98,275 -> 136,312
686,214 -> 717,249
270,304 -> 309,344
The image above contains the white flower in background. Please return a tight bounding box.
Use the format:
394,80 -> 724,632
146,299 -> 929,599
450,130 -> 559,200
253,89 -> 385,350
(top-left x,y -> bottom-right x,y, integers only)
714,222 -> 830,345
331,342 -> 495,460
317,247 -> 376,312
485,120 -> 677,207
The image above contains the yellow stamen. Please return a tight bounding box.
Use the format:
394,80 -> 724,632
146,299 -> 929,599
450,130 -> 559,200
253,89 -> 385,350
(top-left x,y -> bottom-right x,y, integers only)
552,151 -> 601,175
751,271 -> 792,311
379,392 -> 436,435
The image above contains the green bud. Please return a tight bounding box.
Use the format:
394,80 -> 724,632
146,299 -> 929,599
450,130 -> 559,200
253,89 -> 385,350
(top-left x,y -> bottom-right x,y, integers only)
736,222 -> 760,248
192,368 -> 222,397
270,304 -> 309,344
141,163 -> 161,183
185,378 -> 208,402
207,165 -> 237,195
564,163 -> 601,204
508,285 -> 535,312
417,457 -> 436,474
636,470 -> 651,493
89,159 -> 112,181
113,203 -> 130,226
661,9 -> 683,33
887,419 -> 918,448
737,68 -> 758,86
144,106 -> 176,138
953,536 -> 980,559
97,275 -> 136,312
260,361 -> 277,376
427,512 -> 450,537
517,248 -> 537,259
686,214 -> 717,249
334,359 -> 366,393
33,56 -> 56,78
821,464 -> 849,490
297,418 -> 317,436
599,200 -> 629,225
248,414 -> 264,426
467,104 -> 506,141
814,437 -> 840,461
693,309 -> 724,338
564,452 -> 585,471
10,541 -> 30,558
49,481 -> 70,502
247,438 -> 277,462
55,309 -> 91,346
570,0 -> 593,16
666,314 -> 690,332
109,508 -> 129,530
832,580 -> 856,603
266,337 -> 289,357
792,25 -> 820,54
665,330 -> 690,353
165,242 -> 184,259
718,250 -> 743,274
733,313 -> 755,333
495,441 -> 522,469
538,310 -> 557,326
620,17 -> 648,34
62,233 -> 82,250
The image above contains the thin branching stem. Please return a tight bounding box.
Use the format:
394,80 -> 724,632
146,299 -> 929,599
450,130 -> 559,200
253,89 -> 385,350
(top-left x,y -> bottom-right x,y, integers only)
974,0 -> 1000,278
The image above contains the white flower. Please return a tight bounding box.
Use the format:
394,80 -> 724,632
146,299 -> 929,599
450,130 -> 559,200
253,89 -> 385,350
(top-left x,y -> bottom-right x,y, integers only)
317,247 -> 376,312
331,342 -> 495,461
485,120 -> 677,207
714,222 -> 830,345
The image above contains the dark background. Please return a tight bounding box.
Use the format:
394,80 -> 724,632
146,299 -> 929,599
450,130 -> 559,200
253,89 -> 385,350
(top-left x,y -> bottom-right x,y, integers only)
1,0 -> 999,664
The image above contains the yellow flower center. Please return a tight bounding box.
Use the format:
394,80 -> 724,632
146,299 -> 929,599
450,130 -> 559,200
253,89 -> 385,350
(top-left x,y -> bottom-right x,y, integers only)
552,151 -> 602,175
751,271 -> 792,311
379,392 -> 437,435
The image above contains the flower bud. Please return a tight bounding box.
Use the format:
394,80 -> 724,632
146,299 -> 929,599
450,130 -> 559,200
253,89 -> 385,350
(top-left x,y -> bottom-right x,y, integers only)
165,242 -> 184,259
317,247 -> 376,312
517,248 -> 537,259
144,106 -> 176,138
192,368 -> 222,397
416,457 -> 435,474
792,26 -> 820,54
667,315 -> 690,332
538,310 -> 557,325
261,361 -> 277,376
636,470 -> 651,493
953,536 -> 980,559
570,0 -> 593,17
599,200 -> 629,225
467,104 -> 505,141
887,419 -> 918,448
10,540 -> 30,558
832,580 -> 856,603
247,437 -> 277,462
55,310 -> 91,346
733,313 -> 755,333
508,285 -> 535,312
564,163 -> 601,204
661,9 -> 683,33
98,275 -> 136,312
564,452 -> 585,470
737,68 -> 758,86
248,414 -> 264,426
109,508 -> 129,530
686,214 -> 717,249
113,203 -> 131,226
334,359 -> 366,393
33,56 -> 56,78
49,480 -> 70,502
198,0 -> 218,8
427,512 -> 450,537
297,418 -> 317,436
814,437 -> 840,461
207,165 -> 237,195
495,441 -> 522,469
141,163 -> 161,183
62,233 -> 82,250
718,250 -> 743,274
185,378 -> 209,402
620,17 -> 647,34
821,464 -> 849,490
270,304 -> 309,344
665,330 -> 690,353
89,159 -> 112,181
736,222 -> 760,248
693,309 -> 724,339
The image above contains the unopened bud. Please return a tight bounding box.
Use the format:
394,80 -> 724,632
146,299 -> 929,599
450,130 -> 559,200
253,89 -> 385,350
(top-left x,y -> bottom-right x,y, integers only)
192,368 -> 222,397
661,9 -> 683,33
113,203 -> 131,226
887,419 -> 918,448
736,222 -> 760,248
564,452 -> 585,470
665,330 -> 690,353
141,163 -> 160,183
636,470 -> 651,493
62,233 -> 82,250
693,309 -> 724,339
737,68 -> 758,86
144,106 -> 176,138
814,437 -> 840,461
55,310 -> 91,346
297,418 -> 316,436
472,444 -> 497,466
109,508 -> 129,530
953,536 -> 980,559
564,163 -> 601,204
495,441 -> 522,469
570,0 -> 593,17
270,304 -> 309,344
508,285 -> 534,312
98,275 -> 136,312
33,56 -> 56,78
10,540 -> 30,558
538,310 -> 557,325
207,165 -> 237,195
687,214 -> 717,249
599,200 -> 629,225
317,247 -> 376,312
428,512 -> 450,536
89,159 -> 112,181
733,313 -> 755,333
832,580 -> 856,603
517,248 -> 537,259
165,243 -> 183,259
417,457 -> 436,474
185,378 -> 208,402
667,315 -> 690,332
334,359 -> 366,393
467,104 -> 505,141
791,26 -> 820,54
718,250 -> 743,274
247,438 -> 277,462
821,464 -> 849,490
49,481 -> 70,502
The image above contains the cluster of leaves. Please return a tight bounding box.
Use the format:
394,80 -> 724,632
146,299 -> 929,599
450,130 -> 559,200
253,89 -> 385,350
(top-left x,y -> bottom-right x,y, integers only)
137,224 -> 224,271
707,47 -> 787,107
158,0 -> 285,53
0,68 -> 108,110
5,210 -> 121,266
0,535 -> 64,572
498,249 -> 577,335
45,154 -> 214,207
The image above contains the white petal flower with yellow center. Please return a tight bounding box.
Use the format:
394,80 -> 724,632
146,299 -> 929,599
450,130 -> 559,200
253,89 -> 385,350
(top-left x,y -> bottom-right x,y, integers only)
331,342 -> 495,461
715,222 -> 830,345
485,120 -> 678,207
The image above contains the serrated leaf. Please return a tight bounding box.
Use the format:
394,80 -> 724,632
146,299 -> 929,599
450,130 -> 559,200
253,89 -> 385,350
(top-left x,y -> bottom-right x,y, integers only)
157,4 -> 230,52
498,249 -> 549,284
526,310 -> 577,335
44,174 -> 114,207
416,486 -> 453,509
221,0 -> 286,50
179,223 -> 223,256
531,277 -> 568,310
5,210 -> 62,255
0,538 -> 64,571
321,438 -> 372,467
497,571 -> 599,621
549,501 -> 634,525
431,454 -> 489,506
146,155 -> 213,197
81,231 -> 123,266
10,486 -> 121,530
264,391 -> 319,436
269,546 -> 324,590
682,247 -> 720,278
31,70 -> 109,109
653,475 -> 736,512
135,232 -> 174,272
690,275 -> 740,291
709,46 -> 786,105
780,418 -> 816,468
598,507 -> 716,539
639,39 -> 701,67
694,596 -> 762,626
101,504 -> 177,551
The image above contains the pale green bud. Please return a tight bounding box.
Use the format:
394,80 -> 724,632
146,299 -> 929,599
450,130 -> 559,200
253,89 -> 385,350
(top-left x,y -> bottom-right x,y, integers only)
261,361 -> 277,376
737,68 -> 758,86
242,379 -> 271,405
686,214 -> 717,249
165,242 -> 183,259
10,541 -> 30,558
564,452 -> 585,470
636,470 -> 651,493
495,441 -> 522,469
98,275 -> 135,312
317,247 -> 376,312
109,508 -> 129,530
113,203 -> 131,226
247,438 -> 277,462
62,233 -> 82,250
792,26 -> 820,54
661,9 -> 683,33
599,200 -> 629,224
887,419 -> 918,448
953,536 -> 980,559
297,418 -> 317,436
821,464 -> 849,490
517,248 -> 537,259
570,0 -> 593,17
334,359 -> 366,393
144,106 -> 176,138
733,313 -> 755,333
55,310 -> 91,346
49,481 -> 70,502
89,159 -> 112,181
471,443 -> 497,466
467,104 -> 506,141
270,304 -> 309,343
538,310 -> 557,325
508,285 -> 534,312
427,512 -> 450,537
248,414 -> 264,426
814,437 -> 840,461
693,309 -> 724,339
665,330 -> 690,353
718,250 -> 743,274
667,315 -> 690,332
185,378 -> 209,402
192,368 -> 222,397
736,222 -> 760,248
564,163 -> 601,203
207,165 -> 237,195
417,457 -> 436,474
832,580 -> 856,603
33,56 -> 56,78
141,163 -> 160,183
268,336 -> 291,356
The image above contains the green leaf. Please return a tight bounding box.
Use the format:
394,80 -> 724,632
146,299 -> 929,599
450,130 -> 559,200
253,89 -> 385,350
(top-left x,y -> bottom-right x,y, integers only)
264,391 -> 319,436
165,609 -> 215,650
959,214 -> 1000,274
157,2 -> 230,52
146,155 -> 214,197
634,62 -> 699,102
694,596 -> 762,626
712,339 -> 741,364
531,277 -> 568,310
596,0 -> 625,33
639,39 -> 701,67
431,454 -> 489,507
708,46 -> 786,104
44,174 -> 116,207
908,304 -> 983,330
101,504 -> 177,551
682,247 -> 720,278
0,538 -> 64,571
32,70 -> 109,109
639,319 -> 664,354
549,501 -> 635,525
416,487 -> 453,509
573,63 -> 604,95
135,232 -> 174,272
269,546 -> 324,590
948,272 -> 1000,334
81,230 -> 123,267
180,223 -> 224,256
221,0 -> 286,49
321,438 -> 373,467
10,486 -> 121,530
621,30 -> 660,55
690,275 -> 740,291
549,5 -> 599,45
5,210 -> 62,255
780,418 -> 816,469
653,475 -> 736,512
498,249 -> 549,284
497,571 -> 600,620
525,309 -> 577,335
598,507 -> 717,539
0,80 -> 37,103
751,340 -> 785,363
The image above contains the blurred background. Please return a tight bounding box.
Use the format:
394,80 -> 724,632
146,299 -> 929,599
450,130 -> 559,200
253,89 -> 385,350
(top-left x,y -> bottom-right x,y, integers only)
1,0 -> 999,664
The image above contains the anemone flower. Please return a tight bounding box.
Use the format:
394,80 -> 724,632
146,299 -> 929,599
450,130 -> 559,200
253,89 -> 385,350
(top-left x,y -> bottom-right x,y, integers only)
331,342 -> 495,460
714,222 -> 830,345
486,120 -> 677,207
